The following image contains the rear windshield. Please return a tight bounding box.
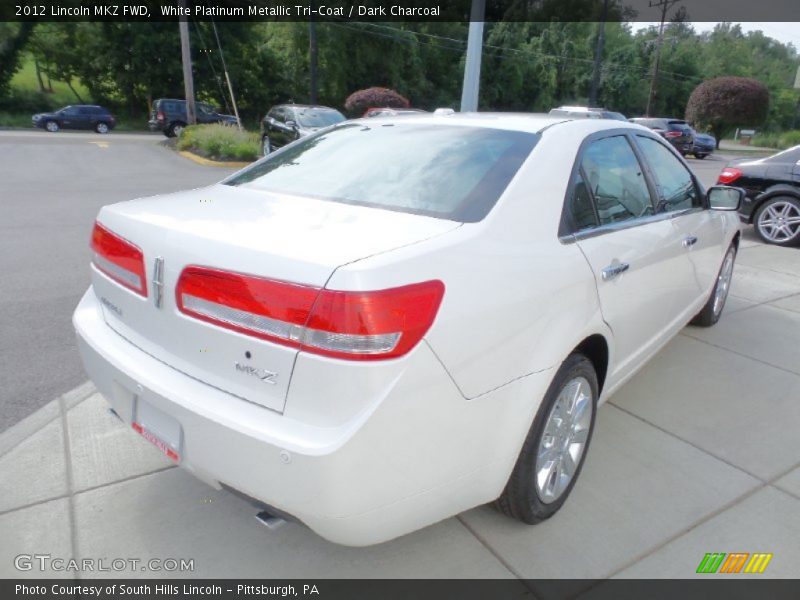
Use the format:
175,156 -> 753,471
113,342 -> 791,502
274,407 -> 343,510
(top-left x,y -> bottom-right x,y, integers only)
226,123 -> 539,222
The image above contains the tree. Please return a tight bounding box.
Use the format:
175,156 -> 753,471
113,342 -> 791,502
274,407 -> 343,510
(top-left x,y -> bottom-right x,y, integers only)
344,87 -> 409,116
685,76 -> 769,148
0,22 -> 34,97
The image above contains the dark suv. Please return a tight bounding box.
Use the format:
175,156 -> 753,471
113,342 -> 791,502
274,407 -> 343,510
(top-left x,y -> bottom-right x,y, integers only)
260,104 -> 345,155
32,105 -> 115,133
149,99 -> 238,138
629,118 -> 694,156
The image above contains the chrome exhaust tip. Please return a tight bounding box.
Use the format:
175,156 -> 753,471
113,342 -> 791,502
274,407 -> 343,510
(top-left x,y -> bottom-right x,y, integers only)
255,510 -> 286,530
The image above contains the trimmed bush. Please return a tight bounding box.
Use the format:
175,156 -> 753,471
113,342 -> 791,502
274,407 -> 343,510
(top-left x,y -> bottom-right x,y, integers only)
344,87 -> 410,117
177,123 -> 259,162
685,77 -> 769,148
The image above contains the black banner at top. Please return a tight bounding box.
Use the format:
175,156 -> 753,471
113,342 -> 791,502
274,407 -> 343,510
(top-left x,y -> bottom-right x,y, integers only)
3,0 -> 800,23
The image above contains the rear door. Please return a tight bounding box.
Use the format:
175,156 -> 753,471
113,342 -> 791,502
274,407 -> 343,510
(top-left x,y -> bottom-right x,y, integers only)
634,134 -> 723,307
566,133 -> 697,385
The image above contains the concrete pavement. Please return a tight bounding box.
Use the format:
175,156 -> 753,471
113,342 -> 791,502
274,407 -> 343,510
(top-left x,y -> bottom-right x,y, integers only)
2,240 -> 799,584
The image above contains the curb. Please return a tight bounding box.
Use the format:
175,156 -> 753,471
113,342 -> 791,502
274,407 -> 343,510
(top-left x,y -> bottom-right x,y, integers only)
0,381 -> 96,457
177,150 -> 251,169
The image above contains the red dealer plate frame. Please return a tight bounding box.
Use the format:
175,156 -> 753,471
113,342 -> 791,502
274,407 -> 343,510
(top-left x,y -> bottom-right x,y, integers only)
132,422 -> 180,462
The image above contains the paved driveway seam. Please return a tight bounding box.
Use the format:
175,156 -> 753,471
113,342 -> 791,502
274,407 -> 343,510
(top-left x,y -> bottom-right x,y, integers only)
680,330 -> 800,378
58,394 -> 79,565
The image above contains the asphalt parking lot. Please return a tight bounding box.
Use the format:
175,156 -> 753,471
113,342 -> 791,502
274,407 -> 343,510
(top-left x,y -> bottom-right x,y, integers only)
0,130 -> 236,432
1,130 -> 798,584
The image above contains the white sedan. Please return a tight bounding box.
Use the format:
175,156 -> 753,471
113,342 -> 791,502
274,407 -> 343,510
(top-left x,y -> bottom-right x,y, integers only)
73,114 -> 743,546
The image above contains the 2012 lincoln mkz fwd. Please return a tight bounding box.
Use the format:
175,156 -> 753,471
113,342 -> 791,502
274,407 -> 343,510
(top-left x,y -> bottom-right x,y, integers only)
73,114 -> 743,546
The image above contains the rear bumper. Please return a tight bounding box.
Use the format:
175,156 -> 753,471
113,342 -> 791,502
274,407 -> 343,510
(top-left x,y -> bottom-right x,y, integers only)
73,287 -> 553,545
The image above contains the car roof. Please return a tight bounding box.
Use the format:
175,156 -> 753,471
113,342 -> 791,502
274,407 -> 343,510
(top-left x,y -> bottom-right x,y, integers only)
351,112 -> 649,136
279,104 -> 339,111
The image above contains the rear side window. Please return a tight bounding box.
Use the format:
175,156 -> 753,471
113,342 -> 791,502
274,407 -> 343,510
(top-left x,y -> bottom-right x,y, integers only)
579,135 -> 654,226
227,123 -> 539,222
636,136 -> 701,212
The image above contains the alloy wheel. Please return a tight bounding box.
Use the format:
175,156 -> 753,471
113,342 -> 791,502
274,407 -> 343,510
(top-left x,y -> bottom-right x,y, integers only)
713,247 -> 736,317
757,201 -> 800,243
535,376 -> 593,504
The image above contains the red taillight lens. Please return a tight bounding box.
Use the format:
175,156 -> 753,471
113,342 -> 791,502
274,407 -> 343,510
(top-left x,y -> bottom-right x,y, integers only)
176,266 -> 444,361
90,222 -> 147,297
664,130 -> 682,138
717,167 -> 743,185
156,111 -> 165,121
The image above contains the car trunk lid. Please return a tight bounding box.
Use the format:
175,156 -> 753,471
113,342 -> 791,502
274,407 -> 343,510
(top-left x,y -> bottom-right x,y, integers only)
91,183 -> 460,412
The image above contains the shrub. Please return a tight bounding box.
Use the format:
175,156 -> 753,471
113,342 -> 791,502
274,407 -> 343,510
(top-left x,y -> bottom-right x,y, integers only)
177,123 -> 259,162
344,87 -> 410,117
685,77 -> 769,148
752,130 -> 800,150
0,88 -> 61,113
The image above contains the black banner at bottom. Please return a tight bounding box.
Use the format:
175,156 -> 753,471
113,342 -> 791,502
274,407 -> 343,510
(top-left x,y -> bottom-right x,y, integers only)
3,579 -> 800,600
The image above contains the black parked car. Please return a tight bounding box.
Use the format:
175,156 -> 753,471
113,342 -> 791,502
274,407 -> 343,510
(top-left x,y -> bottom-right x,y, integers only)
260,104 -> 345,155
32,105 -> 115,133
717,145 -> 800,246
629,117 -> 694,156
148,99 -> 238,138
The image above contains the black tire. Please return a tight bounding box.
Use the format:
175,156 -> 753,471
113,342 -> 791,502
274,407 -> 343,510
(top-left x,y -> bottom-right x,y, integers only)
752,196 -> 800,247
166,121 -> 186,138
694,153 -> 707,160
44,120 -> 59,133
95,122 -> 110,134
495,353 -> 598,524
691,243 -> 737,327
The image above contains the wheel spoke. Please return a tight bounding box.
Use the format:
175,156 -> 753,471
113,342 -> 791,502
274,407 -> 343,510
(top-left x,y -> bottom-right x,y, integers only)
570,427 -> 589,445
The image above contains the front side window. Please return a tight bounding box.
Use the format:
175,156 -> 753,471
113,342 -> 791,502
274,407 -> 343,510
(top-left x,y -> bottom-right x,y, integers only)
579,136 -> 654,226
636,136 -> 701,212
227,123 -> 538,222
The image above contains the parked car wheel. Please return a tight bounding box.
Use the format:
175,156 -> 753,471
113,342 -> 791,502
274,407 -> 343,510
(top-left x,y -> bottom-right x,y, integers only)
753,196 -> 800,246
694,153 -> 707,160
495,353 -> 597,524
95,122 -> 110,134
45,120 -> 59,133
691,243 -> 737,327
262,136 -> 272,156
166,121 -> 186,138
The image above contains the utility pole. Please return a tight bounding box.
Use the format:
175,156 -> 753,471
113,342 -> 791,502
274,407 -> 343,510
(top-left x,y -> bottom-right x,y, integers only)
646,0 -> 679,117
460,0 -> 485,112
589,0 -> 610,107
178,0 -> 196,126
309,2 -> 318,105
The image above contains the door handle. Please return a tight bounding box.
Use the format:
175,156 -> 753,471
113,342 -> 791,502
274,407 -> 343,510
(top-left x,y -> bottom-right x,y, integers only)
601,262 -> 629,281
682,235 -> 698,248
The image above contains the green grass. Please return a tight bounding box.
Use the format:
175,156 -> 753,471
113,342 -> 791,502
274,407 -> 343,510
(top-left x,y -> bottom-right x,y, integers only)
751,130 -> 800,151
0,111 -> 33,128
10,54 -> 91,105
177,124 -> 260,162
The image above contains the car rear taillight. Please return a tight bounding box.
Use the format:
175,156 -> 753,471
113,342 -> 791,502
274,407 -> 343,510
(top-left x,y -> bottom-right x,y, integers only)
156,111 -> 165,121
664,130 -> 682,138
717,167 -> 743,185
175,266 -> 444,361
90,222 -> 148,296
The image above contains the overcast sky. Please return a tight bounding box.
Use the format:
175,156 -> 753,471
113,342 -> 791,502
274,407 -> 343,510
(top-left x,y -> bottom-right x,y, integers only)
630,22 -> 800,49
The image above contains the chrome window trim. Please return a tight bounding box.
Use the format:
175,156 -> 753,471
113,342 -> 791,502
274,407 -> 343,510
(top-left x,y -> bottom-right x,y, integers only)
560,206 -> 704,244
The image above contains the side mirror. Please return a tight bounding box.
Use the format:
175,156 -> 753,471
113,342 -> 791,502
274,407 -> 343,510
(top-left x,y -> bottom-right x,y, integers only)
708,186 -> 744,211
